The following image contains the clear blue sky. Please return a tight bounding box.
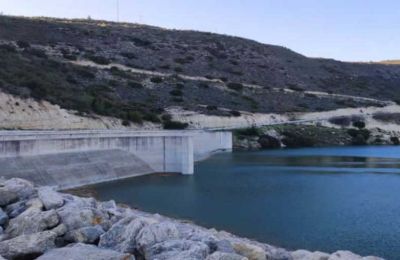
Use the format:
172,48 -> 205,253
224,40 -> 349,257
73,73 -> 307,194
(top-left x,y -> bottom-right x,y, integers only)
1,0 -> 399,62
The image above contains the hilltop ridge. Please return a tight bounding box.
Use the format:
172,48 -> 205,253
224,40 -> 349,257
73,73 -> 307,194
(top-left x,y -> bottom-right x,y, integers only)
0,15 -> 400,127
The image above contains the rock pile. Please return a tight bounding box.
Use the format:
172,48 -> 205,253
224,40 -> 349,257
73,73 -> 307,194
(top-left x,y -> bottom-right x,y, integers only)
0,178 -> 383,260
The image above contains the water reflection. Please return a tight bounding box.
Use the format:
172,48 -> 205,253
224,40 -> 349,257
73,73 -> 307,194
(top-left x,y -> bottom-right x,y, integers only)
90,146 -> 400,259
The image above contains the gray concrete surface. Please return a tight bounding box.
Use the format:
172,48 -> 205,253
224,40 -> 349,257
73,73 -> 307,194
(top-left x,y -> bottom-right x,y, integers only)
0,130 -> 232,189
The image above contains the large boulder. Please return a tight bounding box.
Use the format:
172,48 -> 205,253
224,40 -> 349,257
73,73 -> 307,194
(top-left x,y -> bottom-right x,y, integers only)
292,249 -> 330,260
328,251 -> 383,260
0,209 -> 7,226
5,200 -> 28,218
136,222 -> 180,251
99,216 -> 154,253
36,243 -> 135,260
207,251 -> 248,260
3,178 -> 35,199
65,225 -> 105,244
0,230 -> 57,259
57,200 -> 111,232
144,239 -> 209,260
0,188 -> 18,207
232,242 -> 266,260
38,187 -> 64,210
6,208 -> 59,238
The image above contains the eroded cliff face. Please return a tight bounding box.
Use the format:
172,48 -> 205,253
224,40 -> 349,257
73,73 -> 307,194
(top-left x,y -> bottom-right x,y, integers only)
0,91 -> 158,130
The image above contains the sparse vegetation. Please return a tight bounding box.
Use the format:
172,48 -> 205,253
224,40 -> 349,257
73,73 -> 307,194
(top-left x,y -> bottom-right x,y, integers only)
169,89 -> 183,96
163,120 -> 189,130
150,76 -> 163,83
86,55 -> 110,65
227,82 -> 243,91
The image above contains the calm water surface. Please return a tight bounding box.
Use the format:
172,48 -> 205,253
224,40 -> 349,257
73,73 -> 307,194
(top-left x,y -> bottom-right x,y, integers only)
91,146 -> 400,259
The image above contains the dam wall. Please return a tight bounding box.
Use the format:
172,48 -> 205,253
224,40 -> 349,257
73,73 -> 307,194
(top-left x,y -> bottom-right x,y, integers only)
0,130 -> 232,189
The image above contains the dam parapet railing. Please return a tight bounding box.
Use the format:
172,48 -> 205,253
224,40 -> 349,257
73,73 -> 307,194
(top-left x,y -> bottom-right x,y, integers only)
0,130 -> 232,189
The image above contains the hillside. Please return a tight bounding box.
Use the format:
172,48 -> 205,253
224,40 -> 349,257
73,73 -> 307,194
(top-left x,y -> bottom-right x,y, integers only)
0,15 -> 400,127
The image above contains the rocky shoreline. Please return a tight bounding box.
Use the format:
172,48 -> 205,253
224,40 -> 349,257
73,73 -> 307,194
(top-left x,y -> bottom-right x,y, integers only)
233,124 -> 400,151
0,178 -> 383,260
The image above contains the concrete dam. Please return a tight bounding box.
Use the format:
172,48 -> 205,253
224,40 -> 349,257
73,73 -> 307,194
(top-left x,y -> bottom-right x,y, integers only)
0,130 -> 232,189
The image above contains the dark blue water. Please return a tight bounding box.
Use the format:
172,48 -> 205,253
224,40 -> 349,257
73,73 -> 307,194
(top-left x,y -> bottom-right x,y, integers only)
91,146 -> 400,259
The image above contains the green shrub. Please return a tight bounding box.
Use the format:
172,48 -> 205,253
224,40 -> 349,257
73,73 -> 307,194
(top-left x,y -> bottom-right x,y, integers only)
120,52 -> 137,59
198,83 -> 209,88
391,137 -> 400,145
75,68 -> 96,79
169,89 -> 183,96
24,48 -> 47,58
16,40 -> 30,48
63,53 -> 77,60
281,134 -> 316,148
161,114 -> 172,122
227,82 -> 243,91
0,44 -> 17,52
143,113 -> 161,123
174,67 -> 183,73
352,121 -> 366,129
128,81 -> 144,89
171,97 -> 183,103
235,127 -> 261,136
163,120 -> 189,130
287,84 -> 304,92
176,83 -> 184,89
230,110 -> 241,117
150,77 -> 163,83
329,116 -> 351,127
126,111 -> 143,124
122,120 -> 130,126
87,55 -> 110,65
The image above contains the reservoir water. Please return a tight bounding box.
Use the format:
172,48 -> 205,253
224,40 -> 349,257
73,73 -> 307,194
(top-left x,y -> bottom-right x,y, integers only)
90,146 -> 400,259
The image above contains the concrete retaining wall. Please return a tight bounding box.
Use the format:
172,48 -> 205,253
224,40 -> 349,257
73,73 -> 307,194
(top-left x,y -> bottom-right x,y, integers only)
0,130 -> 232,188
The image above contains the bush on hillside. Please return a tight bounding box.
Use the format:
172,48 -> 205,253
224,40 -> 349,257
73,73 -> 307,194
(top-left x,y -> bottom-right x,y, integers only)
352,120 -> 366,129
391,137 -> 400,145
163,120 -> 189,130
235,127 -> 261,136
230,110 -> 241,117
16,40 -> 30,48
169,89 -> 183,96
150,76 -> 163,83
227,82 -> 244,91
328,116 -> 351,127
87,55 -> 110,65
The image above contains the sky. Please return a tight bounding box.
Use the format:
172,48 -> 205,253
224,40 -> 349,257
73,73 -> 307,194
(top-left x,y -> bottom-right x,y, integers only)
0,0 -> 399,62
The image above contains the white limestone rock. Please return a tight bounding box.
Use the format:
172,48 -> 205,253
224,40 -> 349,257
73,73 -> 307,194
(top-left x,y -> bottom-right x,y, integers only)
65,225 -> 105,244
328,251 -> 384,260
144,239 -> 209,260
0,188 -> 18,207
233,242 -> 266,260
136,221 -> 180,251
99,216 -> 155,253
207,251 -> 248,260
6,207 -> 59,238
38,186 -> 64,210
36,243 -> 135,260
0,230 -> 57,259
292,249 -> 330,260
3,178 -> 35,199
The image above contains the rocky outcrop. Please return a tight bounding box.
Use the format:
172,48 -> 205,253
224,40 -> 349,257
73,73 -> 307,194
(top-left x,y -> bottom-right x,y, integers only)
0,178 -> 384,260
36,243 -> 134,260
